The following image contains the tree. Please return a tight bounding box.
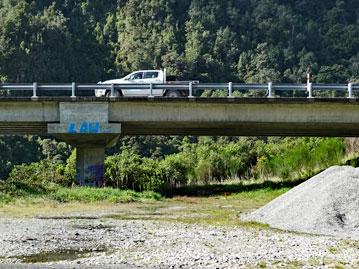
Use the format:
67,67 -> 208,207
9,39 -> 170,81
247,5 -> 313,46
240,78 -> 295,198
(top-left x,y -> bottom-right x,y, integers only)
0,1 -> 71,82
237,43 -> 282,83
115,0 -> 181,76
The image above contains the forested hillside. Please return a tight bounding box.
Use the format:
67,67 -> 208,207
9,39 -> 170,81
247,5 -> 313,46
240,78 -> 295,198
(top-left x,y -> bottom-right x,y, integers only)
0,0 -> 358,83
0,0 -> 358,192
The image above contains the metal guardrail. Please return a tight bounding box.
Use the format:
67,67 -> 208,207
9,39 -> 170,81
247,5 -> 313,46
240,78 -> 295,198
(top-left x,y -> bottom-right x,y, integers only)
0,82 -> 358,99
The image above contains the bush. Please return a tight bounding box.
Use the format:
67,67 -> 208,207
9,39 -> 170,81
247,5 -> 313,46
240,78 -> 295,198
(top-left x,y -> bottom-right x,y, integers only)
157,153 -> 192,188
105,150 -> 143,189
140,158 -> 163,191
8,160 -> 68,186
264,138 -> 345,179
64,150 -> 76,185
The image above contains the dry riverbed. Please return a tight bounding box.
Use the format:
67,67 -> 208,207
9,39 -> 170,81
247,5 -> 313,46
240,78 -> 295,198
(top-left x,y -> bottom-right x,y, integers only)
1,192 -> 359,268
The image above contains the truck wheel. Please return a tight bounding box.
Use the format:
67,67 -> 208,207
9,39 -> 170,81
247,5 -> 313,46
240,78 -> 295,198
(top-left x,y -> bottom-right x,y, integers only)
105,90 -> 122,97
165,90 -> 181,97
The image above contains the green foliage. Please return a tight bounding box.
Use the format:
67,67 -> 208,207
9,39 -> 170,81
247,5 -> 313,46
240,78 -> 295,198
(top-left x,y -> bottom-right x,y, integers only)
104,137 -> 347,191
1,0 -> 358,83
64,150 -> 76,185
104,149 -> 193,192
105,149 -> 143,189
0,136 -> 348,200
8,160 -> 68,186
264,138 -> 345,179
0,154 -> 162,204
0,136 -> 73,180
38,139 -> 72,163
157,152 -> 192,187
0,136 -> 42,179
50,187 -> 161,203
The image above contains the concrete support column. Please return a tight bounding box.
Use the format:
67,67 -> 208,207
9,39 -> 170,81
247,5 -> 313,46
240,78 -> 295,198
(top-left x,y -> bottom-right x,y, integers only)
76,146 -> 105,187
47,102 -> 122,187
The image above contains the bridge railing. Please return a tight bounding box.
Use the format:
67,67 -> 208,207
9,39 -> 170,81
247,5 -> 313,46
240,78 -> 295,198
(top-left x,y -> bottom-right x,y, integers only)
0,83 -> 358,99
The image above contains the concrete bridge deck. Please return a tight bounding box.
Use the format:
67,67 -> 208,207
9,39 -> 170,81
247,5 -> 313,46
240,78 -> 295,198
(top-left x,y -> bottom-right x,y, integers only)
0,97 -> 359,137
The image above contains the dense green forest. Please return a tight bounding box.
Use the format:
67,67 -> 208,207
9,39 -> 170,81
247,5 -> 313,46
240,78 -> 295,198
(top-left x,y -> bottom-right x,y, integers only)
0,0 -> 359,195
0,0 -> 358,83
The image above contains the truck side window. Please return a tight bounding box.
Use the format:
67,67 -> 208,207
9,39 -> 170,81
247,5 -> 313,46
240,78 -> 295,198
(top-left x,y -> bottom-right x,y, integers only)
129,72 -> 143,80
144,72 -> 159,79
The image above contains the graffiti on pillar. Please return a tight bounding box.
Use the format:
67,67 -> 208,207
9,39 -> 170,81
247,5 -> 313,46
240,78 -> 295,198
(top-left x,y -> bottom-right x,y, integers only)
77,164 -> 104,187
68,122 -> 110,134
86,164 -> 105,187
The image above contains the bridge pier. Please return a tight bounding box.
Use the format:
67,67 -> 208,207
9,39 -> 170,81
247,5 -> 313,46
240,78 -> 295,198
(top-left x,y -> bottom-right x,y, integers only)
76,145 -> 105,187
47,102 -> 122,187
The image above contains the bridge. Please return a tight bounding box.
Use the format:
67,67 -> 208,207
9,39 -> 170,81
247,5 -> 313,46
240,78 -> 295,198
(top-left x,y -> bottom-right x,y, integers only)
0,82 -> 358,186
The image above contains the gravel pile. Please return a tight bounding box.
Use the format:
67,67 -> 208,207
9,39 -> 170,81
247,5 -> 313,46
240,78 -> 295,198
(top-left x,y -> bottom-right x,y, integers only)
243,166 -> 359,237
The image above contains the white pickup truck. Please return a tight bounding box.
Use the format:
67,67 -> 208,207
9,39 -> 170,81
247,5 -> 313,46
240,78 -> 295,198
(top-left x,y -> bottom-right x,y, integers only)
95,69 -> 195,97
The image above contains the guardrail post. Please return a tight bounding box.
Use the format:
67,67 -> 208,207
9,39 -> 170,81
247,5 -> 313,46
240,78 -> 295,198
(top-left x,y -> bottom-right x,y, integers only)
348,82 -> 353,99
71,82 -> 76,99
228,82 -> 233,98
188,82 -> 194,100
110,83 -> 115,98
268,82 -> 273,98
148,83 -> 154,100
31,82 -> 38,101
307,81 -> 313,99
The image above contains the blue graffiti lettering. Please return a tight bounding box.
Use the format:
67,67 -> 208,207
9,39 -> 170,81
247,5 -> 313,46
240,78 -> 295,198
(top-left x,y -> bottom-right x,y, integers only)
68,122 -> 77,133
80,122 -> 89,133
89,122 -> 100,133
67,122 -> 103,134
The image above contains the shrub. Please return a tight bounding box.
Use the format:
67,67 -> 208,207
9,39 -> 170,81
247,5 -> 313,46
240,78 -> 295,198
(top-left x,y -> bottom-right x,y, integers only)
265,138 -> 345,179
8,160 -> 67,185
140,158 -> 164,191
105,150 -> 143,189
64,150 -> 76,185
157,153 -> 192,188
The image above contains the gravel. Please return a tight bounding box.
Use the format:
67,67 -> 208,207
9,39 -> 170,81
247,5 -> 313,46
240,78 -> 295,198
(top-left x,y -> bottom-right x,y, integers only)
243,166 -> 359,238
0,217 -> 359,268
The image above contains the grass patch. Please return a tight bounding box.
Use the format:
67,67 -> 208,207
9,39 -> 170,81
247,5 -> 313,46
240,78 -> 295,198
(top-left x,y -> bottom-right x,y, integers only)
103,187 -> 289,228
50,187 -> 162,203
0,183 -> 289,228
164,179 -> 300,197
0,179 -> 162,205
0,178 -> 294,229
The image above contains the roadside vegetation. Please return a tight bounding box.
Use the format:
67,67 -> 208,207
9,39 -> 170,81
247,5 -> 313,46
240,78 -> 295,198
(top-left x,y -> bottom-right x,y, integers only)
0,136 -> 354,206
